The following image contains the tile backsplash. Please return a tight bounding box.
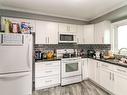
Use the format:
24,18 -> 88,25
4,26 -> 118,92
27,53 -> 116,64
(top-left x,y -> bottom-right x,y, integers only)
34,44 -> 111,52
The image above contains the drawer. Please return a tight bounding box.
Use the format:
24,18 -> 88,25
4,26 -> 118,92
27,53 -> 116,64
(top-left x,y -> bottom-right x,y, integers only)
61,75 -> 82,86
35,67 -> 60,78
100,62 -> 114,71
35,61 -> 60,70
35,75 -> 60,90
114,65 -> 127,76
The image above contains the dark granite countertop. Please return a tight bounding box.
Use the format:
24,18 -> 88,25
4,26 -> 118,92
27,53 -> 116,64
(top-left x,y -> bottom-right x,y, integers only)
35,58 -> 61,62
89,57 -> 127,68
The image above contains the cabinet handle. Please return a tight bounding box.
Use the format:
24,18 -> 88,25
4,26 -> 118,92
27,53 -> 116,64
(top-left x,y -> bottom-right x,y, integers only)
45,37 -> 47,43
45,63 -> 53,65
67,26 -> 69,32
110,72 -> 112,80
112,73 -> 114,81
48,37 -> 49,43
102,37 -> 104,43
96,62 -> 98,68
77,38 -> 79,43
117,69 -> 126,73
69,26 -> 70,32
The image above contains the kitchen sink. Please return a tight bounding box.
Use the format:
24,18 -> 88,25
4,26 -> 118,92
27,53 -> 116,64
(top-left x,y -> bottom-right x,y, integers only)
106,59 -> 127,65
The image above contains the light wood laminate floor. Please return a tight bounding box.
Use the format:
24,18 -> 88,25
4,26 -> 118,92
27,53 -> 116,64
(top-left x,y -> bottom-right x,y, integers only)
33,80 -> 110,95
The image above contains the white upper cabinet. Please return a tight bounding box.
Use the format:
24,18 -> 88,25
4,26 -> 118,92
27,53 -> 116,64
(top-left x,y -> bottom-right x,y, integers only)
84,24 -> 94,44
94,21 -> 111,44
35,21 -> 58,44
35,20 -> 46,44
46,22 -> 58,44
69,24 -> 77,33
58,23 -> 77,33
76,25 -> 84,44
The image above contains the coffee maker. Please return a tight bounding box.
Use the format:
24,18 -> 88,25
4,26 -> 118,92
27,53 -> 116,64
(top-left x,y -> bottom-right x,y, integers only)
35,51 -> 43,60
87,50 -> 96,58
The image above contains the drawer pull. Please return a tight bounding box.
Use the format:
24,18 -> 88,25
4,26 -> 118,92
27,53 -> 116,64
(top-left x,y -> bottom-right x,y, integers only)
45,80 -> 52,83
117,69 -> 126,73
102,64 -> 108,67
45,71 -> 52,73
45,63 -> 53,65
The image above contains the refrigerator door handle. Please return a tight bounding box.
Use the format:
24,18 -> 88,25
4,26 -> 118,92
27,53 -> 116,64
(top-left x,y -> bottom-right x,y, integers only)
27,44 -> 31,69
0,72 -> 30,79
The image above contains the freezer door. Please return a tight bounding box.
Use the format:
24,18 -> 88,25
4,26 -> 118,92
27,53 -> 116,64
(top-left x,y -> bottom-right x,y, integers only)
0,34 -> 32,74
0,71 -> 32,95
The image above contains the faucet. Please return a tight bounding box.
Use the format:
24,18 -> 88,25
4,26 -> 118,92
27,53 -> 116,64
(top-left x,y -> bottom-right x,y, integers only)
118,48 -> 127,55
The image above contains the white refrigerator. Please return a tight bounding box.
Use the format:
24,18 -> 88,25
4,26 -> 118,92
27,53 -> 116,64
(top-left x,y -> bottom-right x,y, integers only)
0,34 -> 33,95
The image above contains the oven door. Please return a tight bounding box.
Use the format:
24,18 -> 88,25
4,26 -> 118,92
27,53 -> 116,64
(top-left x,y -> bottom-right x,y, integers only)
62,60 -> 81,78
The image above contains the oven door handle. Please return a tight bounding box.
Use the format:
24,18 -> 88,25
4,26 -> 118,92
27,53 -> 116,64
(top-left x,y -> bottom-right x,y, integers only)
62,62 -> 78,64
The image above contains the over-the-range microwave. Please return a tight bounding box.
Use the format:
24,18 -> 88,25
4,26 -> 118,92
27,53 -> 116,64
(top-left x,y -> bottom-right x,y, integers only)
58,32 -> 77,43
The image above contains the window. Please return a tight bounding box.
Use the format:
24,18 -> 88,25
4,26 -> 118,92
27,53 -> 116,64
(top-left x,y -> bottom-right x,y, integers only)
113,24 -> 127,52
118,25 -> 127,49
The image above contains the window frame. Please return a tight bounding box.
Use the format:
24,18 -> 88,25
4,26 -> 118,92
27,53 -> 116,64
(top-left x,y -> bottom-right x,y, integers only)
112,19 -> 127,53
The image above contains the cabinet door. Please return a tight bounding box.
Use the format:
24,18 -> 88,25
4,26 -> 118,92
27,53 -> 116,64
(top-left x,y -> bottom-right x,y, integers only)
82,59 -> 88,80
100,69 -> 113,92
58,23 -> 68,33
104,21 -> 111,44
84,25 -> 94,44
114,73 -> 127,95
58,23 -> 77,33
94,21 -> 111,44
94,22 -> 104,44
77,25 -> 84,44
87,59 -> 96,81
95,61 -> 100,84
46,22 -> 58,44
69,24 -> 77,33
35,21 -> 47,44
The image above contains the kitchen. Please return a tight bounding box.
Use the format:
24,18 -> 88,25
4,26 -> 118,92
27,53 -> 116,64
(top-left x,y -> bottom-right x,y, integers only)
0,0 -> 127,95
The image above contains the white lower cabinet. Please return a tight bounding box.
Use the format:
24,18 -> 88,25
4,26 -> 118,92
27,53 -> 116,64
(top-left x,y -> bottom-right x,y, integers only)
88,59 -> 96,81
36,75 -> 60,89
87,59 -> 100,84
94,61 -> 100,84
87,59 -> 127,95
35,61 -> 60,90
113,66 -> 127,95
114,73 -> 127,95
81,58 -> 88,80
100,68 -> 114,92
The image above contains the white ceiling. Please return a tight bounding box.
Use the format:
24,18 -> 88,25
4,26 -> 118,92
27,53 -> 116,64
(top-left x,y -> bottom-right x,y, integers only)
0,0 -> 127,21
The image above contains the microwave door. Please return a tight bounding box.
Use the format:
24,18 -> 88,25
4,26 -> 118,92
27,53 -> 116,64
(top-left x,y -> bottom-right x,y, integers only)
60,35 -> 73,41
59,34 -> 76,43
